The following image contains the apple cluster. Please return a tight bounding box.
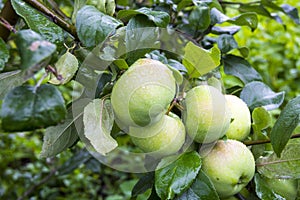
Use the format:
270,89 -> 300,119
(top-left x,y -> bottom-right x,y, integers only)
110,58 -> 255,198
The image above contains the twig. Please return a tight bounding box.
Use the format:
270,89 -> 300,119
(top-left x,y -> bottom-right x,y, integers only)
46,0 -> 69,20
22,0 -> 78,40
0,16 -> 16,33
219,1 -> 260,6
17,169 -> 57,200
243,133 -> 300,146
0,0 -> 19,41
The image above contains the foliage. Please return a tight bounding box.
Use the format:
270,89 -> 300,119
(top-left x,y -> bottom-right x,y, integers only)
1,0 -> 300,199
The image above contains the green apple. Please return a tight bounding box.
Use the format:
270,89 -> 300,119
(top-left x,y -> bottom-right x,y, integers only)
201,139 -> 255,198
130,113 -> 185,157
182,85 -> 231,143
225,95 -> 251,141
111,58 -> 176,128
263,177 -> 298,200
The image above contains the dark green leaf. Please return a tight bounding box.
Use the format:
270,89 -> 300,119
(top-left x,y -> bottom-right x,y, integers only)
256,139 -> 300,179
76,5 -> 122,47
270,96 -> 300,157
238,46 -> 250,58
58,149 -> 92,175
227,12 -> 258,31
125,15 -> 159,65
211,26 -> 240,35
11,0 -> 64,46
155,151 -> 201,200
183,42 -> 220,78
239,4 -> 273,18
0,38 -> 9,71
40,120 -> 79,158
189,4 -> 210,32
254,174 -> 284,200
83,98 -> 117,155
40,98 -> 89,158
281,4 -> 300,24
210,8 -> 258,30
176,170 -> 219,200
240,81 -> 285,110
0,70 -> 25,100
16,30 -> 56,70
117,7 -> 170,27
223,55 -> 262,84
132,173 -> 154,197
217,34 -> 238,54
85,158 -> 102,173
1,84 -> 67,131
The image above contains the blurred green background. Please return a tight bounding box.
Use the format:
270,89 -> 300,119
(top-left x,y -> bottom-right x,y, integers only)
1,0 -> 300,199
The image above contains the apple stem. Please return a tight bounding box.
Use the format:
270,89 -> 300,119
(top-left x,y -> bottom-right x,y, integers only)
166,98 -> 177,115
243,133 -> 300,146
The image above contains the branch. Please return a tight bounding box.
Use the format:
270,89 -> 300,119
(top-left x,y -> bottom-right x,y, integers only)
0,0 -> 18,41
219,1 -> 260,6
244,133 -> 300,146
17,168 -> 57,200
0,16 -> 16,33
22,0 -> 78,40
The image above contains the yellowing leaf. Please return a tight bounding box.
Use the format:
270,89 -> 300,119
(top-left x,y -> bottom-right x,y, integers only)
49,52 -> 78,85
83,98 -> 117,155
183,42 -> 220,78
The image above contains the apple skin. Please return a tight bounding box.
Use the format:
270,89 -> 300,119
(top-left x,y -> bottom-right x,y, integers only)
111,58 -> 176,128
130,113 -> 185,157
225,95 -> 251,141
182,85 -> 231,143
263,177 -> 298,200
201,139 -> 255,198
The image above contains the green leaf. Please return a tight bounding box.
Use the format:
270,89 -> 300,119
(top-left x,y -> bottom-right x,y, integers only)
223,55 -> 262,84
87,0 -> 116,16
125,15 -> 159,65
252,107 -> 272,131
132,173 -> 154,197
117,7 -> 170,27
256,139 -> 300,179
40,119 -> 78,158
0,38 -> 9,71
40,98 -> 89,158
71,0 -> 86,24
1,84 -> 67,132
83,98 -> 117,155
0,70 -> 25,100
58,149 -> 92,175
217,34 -> 238,54
281,4 -> 300,24
11,0 -> 64,46
49,52 -> 79,85
254,174 -> 285,200
155,151 -> 201,200
176,170 -> 220,200
210,8 -> 258,30
270,96 -> 300,157
16,30 -> 56,70
183,42 -> 220,78
76,5 -> 122,47
240,81 -> 285,111
188,4 -> 210,32
227,12 -> 258,31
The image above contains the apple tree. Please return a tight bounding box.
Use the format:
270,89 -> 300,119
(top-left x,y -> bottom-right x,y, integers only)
0,0 -> 300,199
